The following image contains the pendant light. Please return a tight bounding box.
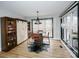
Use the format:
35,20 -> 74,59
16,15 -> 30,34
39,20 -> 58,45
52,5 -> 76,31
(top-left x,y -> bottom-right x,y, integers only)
35,11 -> 41,24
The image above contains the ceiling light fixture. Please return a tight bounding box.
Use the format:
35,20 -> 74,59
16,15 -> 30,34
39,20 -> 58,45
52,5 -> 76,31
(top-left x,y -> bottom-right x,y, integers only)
35,11 -> 41,24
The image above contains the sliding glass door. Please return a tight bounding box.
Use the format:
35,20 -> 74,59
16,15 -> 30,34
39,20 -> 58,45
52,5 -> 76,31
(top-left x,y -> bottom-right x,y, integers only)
61,6 -> 78,56
72,10 -> 78,53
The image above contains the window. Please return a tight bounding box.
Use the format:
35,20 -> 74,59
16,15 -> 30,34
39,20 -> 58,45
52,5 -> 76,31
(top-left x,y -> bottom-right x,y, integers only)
61,6 -> 78,55
33,19 -> 53,37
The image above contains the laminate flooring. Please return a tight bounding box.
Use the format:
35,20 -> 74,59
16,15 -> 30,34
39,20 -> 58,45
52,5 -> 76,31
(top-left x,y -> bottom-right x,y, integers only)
0,38 -> 73,58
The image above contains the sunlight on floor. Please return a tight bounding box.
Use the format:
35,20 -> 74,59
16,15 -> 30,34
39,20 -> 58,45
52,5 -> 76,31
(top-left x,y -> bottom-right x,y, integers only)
0,38 -> 73,58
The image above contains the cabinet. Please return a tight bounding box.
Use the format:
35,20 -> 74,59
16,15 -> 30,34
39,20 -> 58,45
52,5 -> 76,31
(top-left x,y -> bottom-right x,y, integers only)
1,17 -> 17,51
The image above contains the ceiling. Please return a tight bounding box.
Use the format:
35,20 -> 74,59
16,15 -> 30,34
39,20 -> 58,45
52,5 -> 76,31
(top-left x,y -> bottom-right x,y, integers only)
0,1 -> 74,19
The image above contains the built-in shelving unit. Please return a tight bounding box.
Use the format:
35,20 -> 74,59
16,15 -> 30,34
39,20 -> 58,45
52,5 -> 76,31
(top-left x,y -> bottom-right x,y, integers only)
1,17 -> 17,51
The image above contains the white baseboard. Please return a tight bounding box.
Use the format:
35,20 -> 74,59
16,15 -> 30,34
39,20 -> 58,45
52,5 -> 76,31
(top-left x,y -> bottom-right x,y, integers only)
52,38 -> 61,40
61,40 -> 77,58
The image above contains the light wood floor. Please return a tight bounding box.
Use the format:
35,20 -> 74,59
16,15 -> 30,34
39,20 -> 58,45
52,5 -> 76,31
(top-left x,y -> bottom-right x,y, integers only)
0,38 -> 73,58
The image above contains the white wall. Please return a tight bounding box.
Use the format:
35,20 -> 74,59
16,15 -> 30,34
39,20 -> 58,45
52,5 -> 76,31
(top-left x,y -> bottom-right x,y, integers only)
17,20 -> 28,44
53,17 -> 61,40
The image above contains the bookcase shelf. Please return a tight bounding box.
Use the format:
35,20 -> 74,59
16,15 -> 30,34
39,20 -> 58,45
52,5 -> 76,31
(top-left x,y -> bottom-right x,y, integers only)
1,17 -> 17,51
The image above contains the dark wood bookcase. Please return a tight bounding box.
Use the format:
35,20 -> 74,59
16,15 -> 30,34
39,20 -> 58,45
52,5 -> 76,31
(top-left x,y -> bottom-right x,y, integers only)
1,17 -> 17,51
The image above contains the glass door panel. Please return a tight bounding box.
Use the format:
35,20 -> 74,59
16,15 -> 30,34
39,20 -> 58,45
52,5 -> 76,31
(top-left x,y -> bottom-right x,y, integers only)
45,20 -> 52,37
72,10 -> 78,53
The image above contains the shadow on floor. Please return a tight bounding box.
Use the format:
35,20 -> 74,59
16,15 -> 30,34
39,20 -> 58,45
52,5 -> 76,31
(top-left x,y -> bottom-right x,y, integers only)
28,42 -> 50,53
